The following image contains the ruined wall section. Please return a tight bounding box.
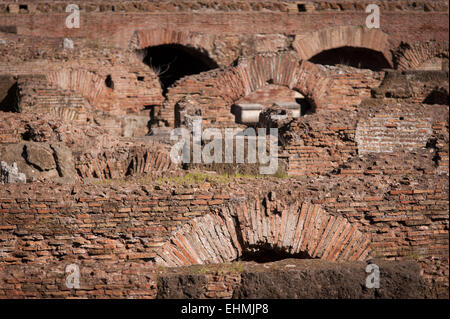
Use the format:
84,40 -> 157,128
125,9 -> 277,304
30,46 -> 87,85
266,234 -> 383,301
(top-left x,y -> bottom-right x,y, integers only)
0,174 -> 448,297
0,1 -> 448,51
0,45 -> 164,115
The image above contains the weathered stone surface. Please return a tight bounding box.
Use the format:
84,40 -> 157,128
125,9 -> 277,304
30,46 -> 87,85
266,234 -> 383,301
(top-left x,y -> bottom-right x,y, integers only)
24,143 -> 56,171
121,114 -> 150,137
50,143 -> 76,179
233,259 -> 426,299
157,274 -> 208,299
156,259 -> 428,299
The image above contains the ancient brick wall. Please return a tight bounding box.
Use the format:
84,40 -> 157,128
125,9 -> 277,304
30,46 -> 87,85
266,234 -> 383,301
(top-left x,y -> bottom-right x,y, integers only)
280,100 -> 448,177
0,1 -> 448,50
163,54 -> 332,128
0,175 -> 448,297
0,47 -> 164,115
0,261 -> 157,298
0,0 -> 448,300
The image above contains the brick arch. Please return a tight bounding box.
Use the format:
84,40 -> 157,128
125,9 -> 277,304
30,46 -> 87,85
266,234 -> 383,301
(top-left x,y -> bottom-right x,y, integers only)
164,51 -> 331,127
130,28 -> 213,54
228,52 -> 330,109
47,68 -> 107,105
292,26 -> 392,67
155,199 -> 372,267
393,41 -> 449,70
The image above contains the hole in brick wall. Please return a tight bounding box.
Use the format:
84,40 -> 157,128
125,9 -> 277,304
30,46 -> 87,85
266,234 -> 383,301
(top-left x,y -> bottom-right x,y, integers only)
296,97 -> 315,115
239,245 -> 312,263
423,88 -> 449,105
309,46 -> 391,71
297,3 -> 307,12
426,137 -> 441,166
143,44 -> 218,95
137,76 -> 145,81
105,75 -> 114,89
0,82 -> 20,112
19,5 -> 28,12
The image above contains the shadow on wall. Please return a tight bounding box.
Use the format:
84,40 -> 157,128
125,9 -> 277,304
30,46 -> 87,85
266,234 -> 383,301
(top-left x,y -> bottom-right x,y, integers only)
142,44 -> 219,95
309,46 -> 392,71
0,76 -> 20,112
423,88 -> 449,105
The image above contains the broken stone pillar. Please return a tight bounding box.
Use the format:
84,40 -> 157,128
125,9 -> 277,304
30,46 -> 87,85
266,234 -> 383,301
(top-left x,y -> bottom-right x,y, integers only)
0,161 -> 26,184
175,96 -> 202,129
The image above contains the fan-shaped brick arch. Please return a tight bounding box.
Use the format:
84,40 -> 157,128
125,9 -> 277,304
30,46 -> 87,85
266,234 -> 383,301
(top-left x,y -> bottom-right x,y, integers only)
155,200 -> 372,267
232,51 -> 330,107
393,41 -> 449,70
293,26 -> 392,67
47,69 -> 107,105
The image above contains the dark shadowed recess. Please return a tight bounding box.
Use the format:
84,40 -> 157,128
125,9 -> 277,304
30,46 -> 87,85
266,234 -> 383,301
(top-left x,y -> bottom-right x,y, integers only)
239,245 -> 312,263
143,44 -> 218,95
309,46 -> 391,71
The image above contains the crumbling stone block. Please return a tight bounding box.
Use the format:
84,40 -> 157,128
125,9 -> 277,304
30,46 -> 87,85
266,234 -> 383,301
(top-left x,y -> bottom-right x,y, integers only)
175,96 -> 202,129
50,143 -> 77,180
24,144 -> 56,171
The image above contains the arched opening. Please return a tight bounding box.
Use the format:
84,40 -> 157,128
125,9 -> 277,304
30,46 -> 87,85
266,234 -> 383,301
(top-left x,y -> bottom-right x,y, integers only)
309,46 -> 391,71
104,75 -> 114,89
142,44 -> 218,95
155,201 -> 372,267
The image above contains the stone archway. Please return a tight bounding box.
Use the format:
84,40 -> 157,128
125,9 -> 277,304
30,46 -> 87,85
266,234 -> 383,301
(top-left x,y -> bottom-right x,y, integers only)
293,26 -> 392,69
155,199 -> 372,267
